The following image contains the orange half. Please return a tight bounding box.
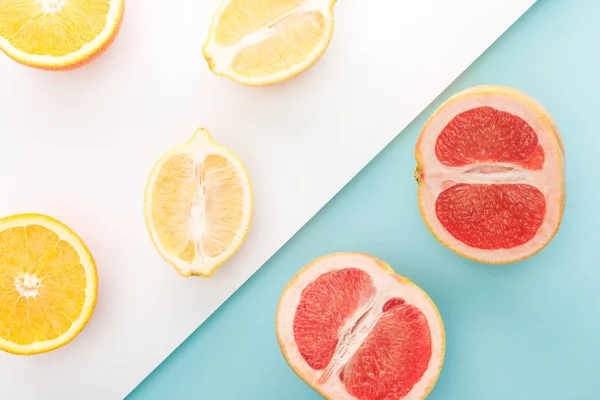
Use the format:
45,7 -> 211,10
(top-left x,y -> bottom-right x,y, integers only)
0,0 -> 124,70
0,214 -> 97,355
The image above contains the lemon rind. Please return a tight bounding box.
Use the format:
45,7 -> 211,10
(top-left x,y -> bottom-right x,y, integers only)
202,0 -> 336,86
144,128 -> 253,278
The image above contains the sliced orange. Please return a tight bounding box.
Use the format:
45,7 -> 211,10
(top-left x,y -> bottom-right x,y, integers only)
0,0 -> 124,70
203,0 -> 337,86
144,128 -> 253,278
0,214 -> 97,355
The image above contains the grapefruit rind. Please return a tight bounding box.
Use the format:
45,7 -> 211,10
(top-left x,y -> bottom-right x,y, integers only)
0,0 -> 124,71
144,128 -> 253,278
202,0 -> 337,86
276,252 -> 445,400
415,85 -> 565,264
0,214 -> 97,355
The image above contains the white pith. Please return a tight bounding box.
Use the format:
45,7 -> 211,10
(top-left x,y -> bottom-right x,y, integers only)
203,0 -> 334,85
0,0 -> 123,68
417,89 -> 565,263
15,273 -> 42,299
0,214 -> 97,354
277,253 -> 445,400
144,128 -> 253,277
39,0 -> 65,14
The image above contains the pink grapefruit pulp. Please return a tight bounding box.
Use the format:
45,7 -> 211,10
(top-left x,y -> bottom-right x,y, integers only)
415,85 -> 566,263
276,253 -> 445,400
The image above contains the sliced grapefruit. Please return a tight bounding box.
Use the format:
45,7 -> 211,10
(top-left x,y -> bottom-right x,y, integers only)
415,85 -> 566,264
0,0 -> 124,70
203,0 -> 336,86
276,252 -> 445,400
0,214 -> 97,355
144,128 -> 253,278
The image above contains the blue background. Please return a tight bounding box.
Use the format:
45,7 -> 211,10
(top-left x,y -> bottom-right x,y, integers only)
129,1 -> 600,398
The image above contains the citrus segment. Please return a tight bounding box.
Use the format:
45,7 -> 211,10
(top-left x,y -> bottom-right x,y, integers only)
340,301 -> 433,400
293,268 -> 376,370
203,0 -> 336,86
201,154 -> 247,258
435,106 -> 541,167
0,214 -> 97,355
0,0 -> 124,70
518,144 -> 545,170
149,153 -> 196,262
277,253 -> 445,400
436,184 -> 546,250
214,0 -> 305,46
415,85 -> 565,263
145,128 -> 253,278
230,10 -> 327,79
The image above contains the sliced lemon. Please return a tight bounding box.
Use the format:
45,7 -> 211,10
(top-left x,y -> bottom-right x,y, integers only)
145,128 -> 253,278
0,0 -> 124,70
0,214 -> 97,355
203,0 -> 336,86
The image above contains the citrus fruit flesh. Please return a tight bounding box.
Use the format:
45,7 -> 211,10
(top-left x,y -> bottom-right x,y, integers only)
0,0 -> 124,70
203,0 -> 336,86
277,253 -> 445,400
144,128 -> 253,278
415,85 -> 565,264
0,214 -> 97,355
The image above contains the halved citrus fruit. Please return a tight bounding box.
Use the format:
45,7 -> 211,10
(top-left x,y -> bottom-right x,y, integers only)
144,128 -> 253,278
203,0 -> 336,86
0,214 -> 97,355
415,85 -> 566,264
0,0 -> 124,70
277,252 -> 445,400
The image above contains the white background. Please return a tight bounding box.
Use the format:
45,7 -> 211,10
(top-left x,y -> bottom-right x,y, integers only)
0,0 -> 534,398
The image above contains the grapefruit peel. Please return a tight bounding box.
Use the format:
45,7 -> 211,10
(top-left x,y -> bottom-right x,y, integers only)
276,252 -> 445,400
415,85 -> 566,264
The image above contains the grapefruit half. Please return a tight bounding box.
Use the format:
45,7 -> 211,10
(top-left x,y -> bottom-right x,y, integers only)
415,85 -> 566,264
276,253 -> 445,400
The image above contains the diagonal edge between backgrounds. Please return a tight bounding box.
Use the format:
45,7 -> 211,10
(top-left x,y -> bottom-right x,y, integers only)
123,1 -> 538,397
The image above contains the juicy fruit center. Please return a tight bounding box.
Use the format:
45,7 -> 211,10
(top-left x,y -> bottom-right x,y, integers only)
230,10 -> 326,78
215,0 -> 307,46
340,300 -> 432,400
206,0 -> 329,80
293,268 -> 376,370
293,268 -> 432,399
433,106 -> 548,250
15,273 -> 42,299
435,106 -> 544,169
436,184 -> 546,250
0,225 -> 87,345
150,153 -> 245,265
